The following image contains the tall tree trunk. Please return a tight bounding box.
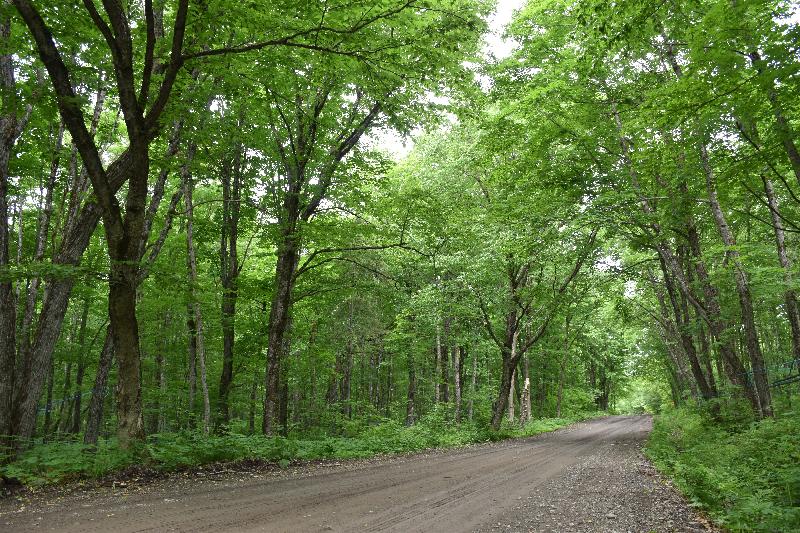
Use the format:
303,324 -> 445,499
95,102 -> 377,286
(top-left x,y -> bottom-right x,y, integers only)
183,160 -> 210,434
54,361 -> 72,434
263,227 -> 299,435
69,299 -> 90,434
0,12 -> 24,451
434,326 -> 441,403
453,345 -> 462,422
12,92 -> 112,450
685,208 -> 757,403
218,144 -> 242,427
556,316 -> 571,418
341,344 -> 354,419
441,318 -> 450,403
520,353 -> 531,424
507,366 -> 516,423
68,353 -> 86,434
763,177 -> 800,361
405,352 -> 416,426
468,346 -> 477,421
41,359 -> 54,441
12,0 -> 195,449
186,306 -> 197,427
17,120 -> 65,375
699,142 -> 772,417
248,373 -> 258,435
151,341 -> 165,434
662,256 -> 714,399
385,352 -> 393,419
696,320 -> 717,396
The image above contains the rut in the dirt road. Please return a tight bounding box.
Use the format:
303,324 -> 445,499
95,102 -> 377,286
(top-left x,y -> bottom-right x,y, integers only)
0,416 -> 714,533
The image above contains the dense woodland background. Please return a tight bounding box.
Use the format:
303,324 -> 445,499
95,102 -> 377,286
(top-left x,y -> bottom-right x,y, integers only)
0,2 -> 799,523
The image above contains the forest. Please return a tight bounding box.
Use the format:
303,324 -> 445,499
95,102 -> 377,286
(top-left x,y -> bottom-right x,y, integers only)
0,0 -> 799,530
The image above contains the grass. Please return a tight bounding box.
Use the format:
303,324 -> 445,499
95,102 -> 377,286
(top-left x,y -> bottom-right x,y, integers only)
1,411 -> 599,488
645,399 -> 800,532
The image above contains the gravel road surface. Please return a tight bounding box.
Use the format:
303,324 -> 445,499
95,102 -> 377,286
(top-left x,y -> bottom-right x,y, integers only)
0,415 -> 714,532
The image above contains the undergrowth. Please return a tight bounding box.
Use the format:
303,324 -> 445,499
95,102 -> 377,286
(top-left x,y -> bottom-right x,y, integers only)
646,399 -> 800,532
1,411 -> 597,487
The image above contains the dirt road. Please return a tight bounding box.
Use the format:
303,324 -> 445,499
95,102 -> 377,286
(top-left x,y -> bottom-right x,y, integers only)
0,416 -> 712,532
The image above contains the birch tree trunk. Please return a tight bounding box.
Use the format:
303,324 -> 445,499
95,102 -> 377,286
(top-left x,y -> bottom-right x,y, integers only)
520,354 -> 531,424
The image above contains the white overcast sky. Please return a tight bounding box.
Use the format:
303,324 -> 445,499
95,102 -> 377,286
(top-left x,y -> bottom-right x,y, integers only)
485,0 -> 527,59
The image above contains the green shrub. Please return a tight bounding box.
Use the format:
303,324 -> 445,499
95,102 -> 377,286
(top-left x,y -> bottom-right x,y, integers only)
1,413 -> 599,487
646,405 -> 800,532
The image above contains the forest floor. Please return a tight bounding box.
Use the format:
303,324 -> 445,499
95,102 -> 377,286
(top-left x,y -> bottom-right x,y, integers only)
0,415 -> 716,532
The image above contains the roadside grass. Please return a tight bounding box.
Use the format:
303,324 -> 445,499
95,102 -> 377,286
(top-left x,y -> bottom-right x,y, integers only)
645,399 -> 800,532
1,410 -> 600,488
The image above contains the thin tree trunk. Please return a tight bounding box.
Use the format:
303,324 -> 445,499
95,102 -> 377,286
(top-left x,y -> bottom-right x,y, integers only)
54,361 -> 72,435
152,342 -> 165,434
696,320 -> 717,396
468,346 -> 477,421
186,307 -> 197,426
68,378 -> 84,434
434,326 -> 441,403
342,346 -> 353,419
763,177 -> 800,361
520,353 -> 531,424
248,373 -> 258,435
662,257 -> 714,399
84,329 -> 113,446
17,120 -> 64,378
405,352 -> 416,426
557,317 -> 571,418
453,345 -> 462,422
183,158 -> 210,434
441,319 -> 450,403
218,144 -> 241,427
41,358 -> 54,441
507,365 -> 516,422
69,299 -> 90,434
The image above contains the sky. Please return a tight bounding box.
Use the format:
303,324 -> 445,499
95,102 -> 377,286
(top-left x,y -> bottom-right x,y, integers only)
484,0 -> 527,60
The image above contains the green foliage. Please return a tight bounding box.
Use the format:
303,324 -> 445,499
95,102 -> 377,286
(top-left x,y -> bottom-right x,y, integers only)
1,440 -> 133,486
617,378 -> 669,414
647,405 -> 800,532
